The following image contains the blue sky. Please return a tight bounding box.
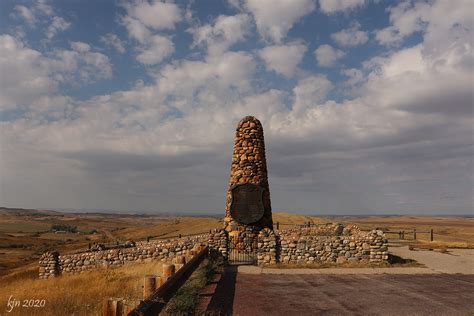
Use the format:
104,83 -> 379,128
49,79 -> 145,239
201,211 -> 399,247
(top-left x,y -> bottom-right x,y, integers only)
0,0 -> 472,214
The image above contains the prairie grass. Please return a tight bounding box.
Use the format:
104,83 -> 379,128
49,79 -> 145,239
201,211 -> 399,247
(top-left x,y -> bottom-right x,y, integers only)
0,261 -> 164,316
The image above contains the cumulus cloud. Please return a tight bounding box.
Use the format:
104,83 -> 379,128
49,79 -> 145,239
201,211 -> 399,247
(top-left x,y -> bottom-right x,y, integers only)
121,1 -> 181,64
123,0 -> 182,30
11,0 -> 69,40
45,16 -> 70,39
374,0 -> 472,47
0,35 -> 112,110
0,34 -> 56,109
136,35 -> 174,65
292,75 -> 333,113
341,68 -> 365,87
331,22 -> 368,47
259,42 -> 307,77
319,0 -> 366,14
100,33 -> 126,54
314,44 -> 345,67
189,14 -> 251,55
1,0 -> 472,214
244,0 -> 315,43
12,5 -> 37,25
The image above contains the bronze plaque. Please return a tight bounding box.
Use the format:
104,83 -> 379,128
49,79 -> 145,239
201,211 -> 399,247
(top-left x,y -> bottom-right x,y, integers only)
230,183 -> 264,224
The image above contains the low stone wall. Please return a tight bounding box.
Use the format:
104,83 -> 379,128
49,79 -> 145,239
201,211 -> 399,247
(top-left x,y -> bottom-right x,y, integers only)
275,228 -> 388,265
257,228 -> 278,265
39,235 -> 208,278
40,224 -> 389,278
209,224 -> 388,266
208,229 -> 228,259
39,251 -> 60,279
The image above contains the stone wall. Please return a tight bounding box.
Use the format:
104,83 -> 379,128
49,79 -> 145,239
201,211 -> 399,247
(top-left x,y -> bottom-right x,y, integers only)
260,227 -> 388,265
39,251 -> 60,279
39,235 -> 208,278
209,224 -> 388,266
257,228 -> 278,265
41,226 -> 388,278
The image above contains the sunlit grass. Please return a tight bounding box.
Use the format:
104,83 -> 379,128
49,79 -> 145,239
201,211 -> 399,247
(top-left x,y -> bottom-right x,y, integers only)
0,261 -> 163,315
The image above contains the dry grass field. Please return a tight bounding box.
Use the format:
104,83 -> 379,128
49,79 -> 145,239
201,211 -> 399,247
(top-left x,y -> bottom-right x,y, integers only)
337,215 -> 474,248
0,207 -> 222,276
0,260 -> 163,315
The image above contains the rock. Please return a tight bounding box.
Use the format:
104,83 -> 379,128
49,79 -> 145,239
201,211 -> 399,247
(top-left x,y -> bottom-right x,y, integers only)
336,256 -> 347,264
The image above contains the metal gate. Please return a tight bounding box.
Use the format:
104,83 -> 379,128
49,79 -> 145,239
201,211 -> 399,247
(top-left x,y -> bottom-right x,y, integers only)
228,237 -> 257,265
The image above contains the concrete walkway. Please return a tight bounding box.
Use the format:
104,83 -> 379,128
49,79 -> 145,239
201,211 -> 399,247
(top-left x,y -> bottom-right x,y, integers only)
208,247 -> 474,315
209,270 -> 474,315
390,245 -> 474,274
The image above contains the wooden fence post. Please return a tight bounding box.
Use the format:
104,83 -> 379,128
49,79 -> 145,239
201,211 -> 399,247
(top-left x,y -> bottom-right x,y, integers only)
413,228 -> 417,240
143,275 -> 157,299
430,229 -> 434,242
162,263 -> 175,279
103,298 -> 122,316
156,276 -> 164,288
175,256 -> 186,265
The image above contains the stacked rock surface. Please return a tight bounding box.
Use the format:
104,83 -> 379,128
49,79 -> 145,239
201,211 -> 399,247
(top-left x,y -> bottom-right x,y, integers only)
38,235 -> 207,278
224,116 -> 273,231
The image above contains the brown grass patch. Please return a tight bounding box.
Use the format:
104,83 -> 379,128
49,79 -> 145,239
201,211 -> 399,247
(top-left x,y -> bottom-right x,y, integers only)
0,261 -> 164,315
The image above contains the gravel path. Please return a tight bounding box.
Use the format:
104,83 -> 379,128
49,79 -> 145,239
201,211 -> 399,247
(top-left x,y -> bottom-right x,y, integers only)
389,246 -> 474,274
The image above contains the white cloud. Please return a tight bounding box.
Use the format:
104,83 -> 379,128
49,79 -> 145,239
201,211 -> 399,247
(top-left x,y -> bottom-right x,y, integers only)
35,0 -> 54,16
11,1 -> 54,25
0,35 -> 112,110
100,33 -> 126,54
13,5 -> 37,25
331,22 -> 368,47
341,68 -> 364,86
136,35 -> 174,65
259,42 -> 307,77
124,0 -> 182,30
314,44 -> 345,67
292,75 -> 333,113
1,0 -> 473,214
45,16 -> 70,39
121,1 -> 181,64
0,34 -> 56,109
374,1 -> 472,47
11,1 -> 69,40
189,14 -> 251,55
319,0 -> 365,14
244,0 -> 315,43
122,16 -> 151,44
157,51 -> 256,107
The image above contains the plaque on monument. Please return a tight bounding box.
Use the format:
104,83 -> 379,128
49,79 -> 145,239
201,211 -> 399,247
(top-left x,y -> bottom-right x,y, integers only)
230,183 -> 264,224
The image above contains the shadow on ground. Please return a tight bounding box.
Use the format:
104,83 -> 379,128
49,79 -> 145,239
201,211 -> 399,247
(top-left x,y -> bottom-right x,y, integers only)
207,265 -> 237,315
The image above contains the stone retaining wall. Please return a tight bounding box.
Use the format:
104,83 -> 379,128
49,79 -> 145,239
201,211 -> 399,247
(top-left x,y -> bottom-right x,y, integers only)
273,228 -> 388,265
209,224 -> 388,266
39,251 -> 60,279
39,235 -> 208,278
40,225 -> 388,278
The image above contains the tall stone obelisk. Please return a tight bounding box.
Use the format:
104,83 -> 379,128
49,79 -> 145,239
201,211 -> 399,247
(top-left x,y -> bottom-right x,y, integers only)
224,116 -> 273,233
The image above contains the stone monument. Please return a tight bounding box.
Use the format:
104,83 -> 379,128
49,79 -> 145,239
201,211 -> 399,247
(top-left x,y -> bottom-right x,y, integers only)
223,116 -> 274,260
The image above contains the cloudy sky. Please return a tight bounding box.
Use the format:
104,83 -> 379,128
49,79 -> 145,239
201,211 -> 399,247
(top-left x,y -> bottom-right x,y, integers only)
0,0 -> 472,215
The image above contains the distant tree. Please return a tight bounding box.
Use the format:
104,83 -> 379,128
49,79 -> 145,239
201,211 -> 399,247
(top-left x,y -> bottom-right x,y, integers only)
51,224 -> 77,233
